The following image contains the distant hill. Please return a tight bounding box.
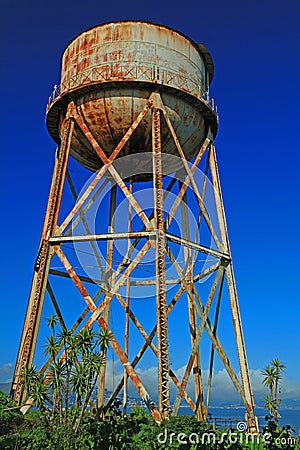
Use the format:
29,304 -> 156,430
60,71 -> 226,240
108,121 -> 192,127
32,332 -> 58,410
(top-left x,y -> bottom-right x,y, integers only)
280,398 -> 300,410
0,382 -> 11,395
1,381 -> 299,411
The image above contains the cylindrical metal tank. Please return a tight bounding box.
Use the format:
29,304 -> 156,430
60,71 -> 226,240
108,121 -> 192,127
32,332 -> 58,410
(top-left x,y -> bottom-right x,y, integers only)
46,21 -> 218,178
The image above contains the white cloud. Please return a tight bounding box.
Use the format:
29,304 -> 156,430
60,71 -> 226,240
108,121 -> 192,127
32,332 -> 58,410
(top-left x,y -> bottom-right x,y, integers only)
104,362 -> 300,406
2,359 -> 299,407
0,362 -> 13,383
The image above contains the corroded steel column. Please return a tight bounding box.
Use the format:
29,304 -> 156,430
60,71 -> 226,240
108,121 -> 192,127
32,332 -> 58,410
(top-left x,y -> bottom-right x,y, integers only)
179,184 -> 204,421
209,143 -> 258,433
152,105 -> 170,415
98,185 -> 116,416
11,117 -> 74,405
123,180 -> 132,414
12,20 -> 258,430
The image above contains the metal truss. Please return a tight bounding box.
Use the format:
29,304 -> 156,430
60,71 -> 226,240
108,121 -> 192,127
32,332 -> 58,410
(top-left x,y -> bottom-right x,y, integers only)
11,91 -> 258,432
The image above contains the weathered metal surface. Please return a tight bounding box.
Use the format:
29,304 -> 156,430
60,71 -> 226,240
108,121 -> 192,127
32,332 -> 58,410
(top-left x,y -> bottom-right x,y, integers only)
166,232 -> 230,260
50,231 -> 156,243
13,22 -> 258,432
172,267 -> 224,415
123,180 -> 132,413
56,98 -> 150,236
11,119 -> 74,405
54,245 -> 161,420
160,99 -> 221,250
49,267 -> 181,286
63,177 -> 109,237
79,239 -> 151,330
105,283 -> 190,413
209,144 -> 258,433
192,286 -> 244,400
60,21 -> 208,95
71,104 -> 152,228
166,136 -> 210,229
206,270 -> 224,413
46,21 -> 218,178
98,185 -> 116,416
180,187 -> 204,421
40,290 -> 102,375
152,105 -> 169,415
66,170 -> 104,279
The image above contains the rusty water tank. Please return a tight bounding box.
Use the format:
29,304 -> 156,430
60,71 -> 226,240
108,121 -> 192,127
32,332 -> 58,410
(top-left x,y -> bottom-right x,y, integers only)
46,21 -> 218,178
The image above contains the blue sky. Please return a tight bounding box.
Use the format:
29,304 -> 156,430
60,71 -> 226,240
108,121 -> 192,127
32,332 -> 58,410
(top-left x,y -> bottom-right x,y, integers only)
1,0 -> 299,406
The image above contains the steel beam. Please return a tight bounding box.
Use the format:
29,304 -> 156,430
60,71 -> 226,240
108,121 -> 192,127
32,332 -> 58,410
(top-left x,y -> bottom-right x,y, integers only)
205,270 -> 224,413
49,231 -> 156,243
166,137 -> 210,231
179,182 -> 204,420
209,144 -> 258,433
123,180 -> 132,413
57,99 -> 152,236
13,86 -> 257,432
11,117 -> 74,405
160,97 -> 221,251
98,184 -> 116,417
52,245 -> 161,420
166,232 -> 230,261
152,102 -> 170,416
73,105 -> 152,230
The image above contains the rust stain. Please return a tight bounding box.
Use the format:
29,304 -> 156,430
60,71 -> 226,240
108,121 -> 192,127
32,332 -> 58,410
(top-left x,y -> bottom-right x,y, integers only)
47,22 -> 218,176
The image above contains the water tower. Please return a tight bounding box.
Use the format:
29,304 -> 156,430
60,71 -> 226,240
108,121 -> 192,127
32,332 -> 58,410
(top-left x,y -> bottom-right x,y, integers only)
11,21 -> 258,432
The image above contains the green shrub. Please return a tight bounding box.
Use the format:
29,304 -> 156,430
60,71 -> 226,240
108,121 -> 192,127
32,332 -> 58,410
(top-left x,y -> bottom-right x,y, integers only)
0,391 -> 23,436
1,397 -> 299,450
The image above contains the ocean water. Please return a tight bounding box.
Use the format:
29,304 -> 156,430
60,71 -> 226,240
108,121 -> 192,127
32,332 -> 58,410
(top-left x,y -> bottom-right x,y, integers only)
178,407 -> 300,434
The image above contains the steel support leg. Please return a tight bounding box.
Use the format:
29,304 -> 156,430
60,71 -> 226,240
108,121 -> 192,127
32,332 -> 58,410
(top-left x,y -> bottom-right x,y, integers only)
98,185 -> 117,417
179,183 -> 204,420
123,180 -> 132,414
11,118 -> 74,405
152,105 -> 170,416
209,143 -> 258,433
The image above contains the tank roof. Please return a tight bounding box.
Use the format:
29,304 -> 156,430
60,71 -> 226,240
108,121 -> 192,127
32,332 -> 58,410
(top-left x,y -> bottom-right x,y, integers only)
61,20 -> 214,83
